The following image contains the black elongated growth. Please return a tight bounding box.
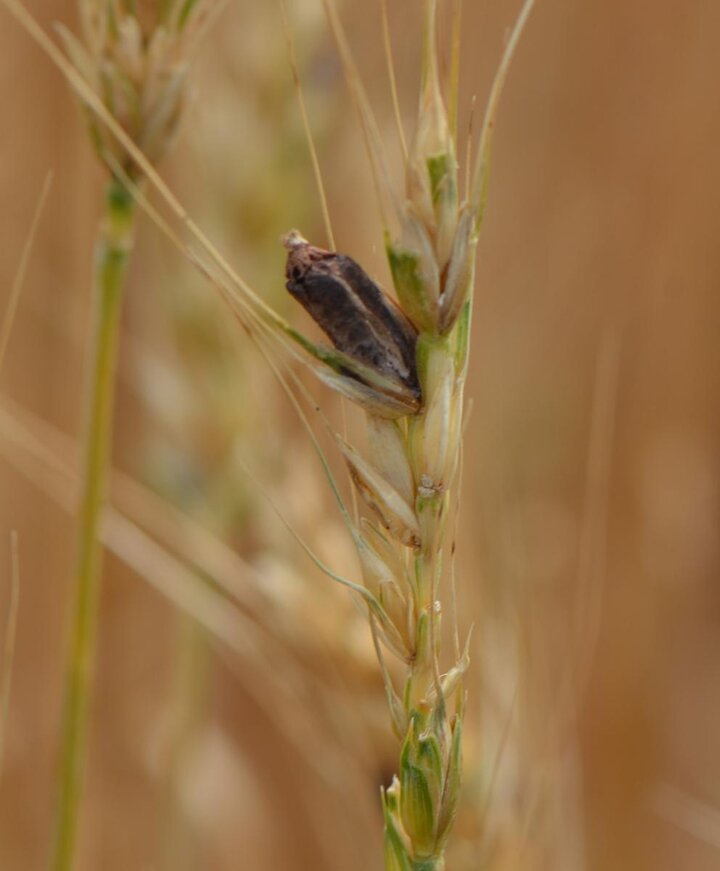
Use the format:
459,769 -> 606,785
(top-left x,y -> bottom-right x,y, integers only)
283,231 -> 420,398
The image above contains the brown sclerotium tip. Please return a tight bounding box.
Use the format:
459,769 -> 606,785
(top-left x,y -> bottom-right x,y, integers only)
282,232 -> 333,286
280,229 -> 307,251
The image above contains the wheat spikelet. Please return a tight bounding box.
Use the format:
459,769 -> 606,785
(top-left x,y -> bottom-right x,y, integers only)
57,0 -> 214,179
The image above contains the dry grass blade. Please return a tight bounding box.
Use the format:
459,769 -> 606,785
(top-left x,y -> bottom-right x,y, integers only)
0,172 -> 53,376
530,328 -> 621,757
570,327 -> 622,708
281,1 -> 335,250
652,783 -> 720,852
236,453 -> 371,604
0,396 -> 363,786
103,514 -> 368,789
0,532 -> 20,790
321,0 -> 403,230
470,0 -> 536,229
448,0 -> 463,142
380,0 -> 408,161
0,387 -> 271,615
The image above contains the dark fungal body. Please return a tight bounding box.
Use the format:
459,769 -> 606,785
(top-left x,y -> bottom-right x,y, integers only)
283,233 -> 420,399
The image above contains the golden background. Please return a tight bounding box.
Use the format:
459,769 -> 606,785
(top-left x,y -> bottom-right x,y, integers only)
0,1 -> 719,869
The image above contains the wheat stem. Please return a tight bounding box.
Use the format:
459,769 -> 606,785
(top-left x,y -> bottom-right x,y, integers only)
51,179 -> 135,871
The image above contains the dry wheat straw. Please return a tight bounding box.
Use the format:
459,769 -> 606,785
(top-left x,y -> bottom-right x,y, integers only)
0,174 -> 54,375
0,171 -> 53,804
0,533 -> 20,792
0,390 -> 377,816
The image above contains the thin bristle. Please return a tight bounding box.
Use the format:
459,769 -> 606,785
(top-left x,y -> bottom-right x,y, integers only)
448,0 -> 463,142
281,1 -> 336,250
0,172 -> 53,376
321,0 -> 403,231
380,0 -> 408,162
470,0 -> 536,229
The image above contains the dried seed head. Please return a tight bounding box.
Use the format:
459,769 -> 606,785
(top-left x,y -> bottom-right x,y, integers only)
405,1 -> 459,275
283,232 -> 422,412
387,2 -> 465,341
358,517 -> 412,591
411,339 -> 460,491
406,57 -> 456,230
360,519 -> 408,585
366,416 -> 415,509
337,437 -> 421,549
59,0 -> 212,177
356,536 -> 395,598
378,579 -> 411,651
312,365 -> 420,419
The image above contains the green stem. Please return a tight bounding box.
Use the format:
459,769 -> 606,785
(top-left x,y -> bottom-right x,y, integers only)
52,180 -> 136,871
412,860 -> 444,871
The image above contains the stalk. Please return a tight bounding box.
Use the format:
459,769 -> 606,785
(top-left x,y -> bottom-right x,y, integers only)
376,330 -> 469,871
52,180 -> 136,871
48,3 -> 214,864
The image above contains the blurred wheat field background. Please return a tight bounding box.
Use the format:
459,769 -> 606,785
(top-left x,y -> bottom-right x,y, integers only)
1,1 -> 720,869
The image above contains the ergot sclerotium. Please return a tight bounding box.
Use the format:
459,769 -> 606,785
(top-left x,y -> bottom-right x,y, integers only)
283,231 -> 420,400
